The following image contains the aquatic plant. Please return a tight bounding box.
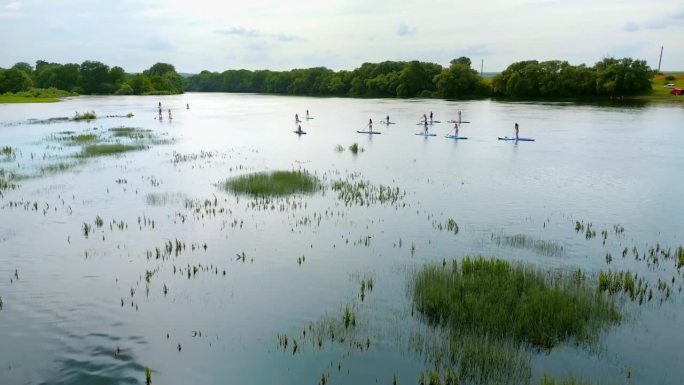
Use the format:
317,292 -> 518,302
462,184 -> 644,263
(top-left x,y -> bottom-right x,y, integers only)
0,296 -> 3,310
349,143 -> 360,154
335,144 -> 345,152
539,373 -> 602,385
677,246 -> 684,269
68,133 -> 98,144
412,257 -> 621,349
145,367 -> 152,385
109,127 -> 152,139
73,110 -> 97,121
221,170 -> 320,197
79,144 -> 146,157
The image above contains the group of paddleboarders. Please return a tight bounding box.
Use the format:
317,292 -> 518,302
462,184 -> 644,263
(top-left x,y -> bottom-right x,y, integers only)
156,101 -> 190,121
291,109 -> 523,140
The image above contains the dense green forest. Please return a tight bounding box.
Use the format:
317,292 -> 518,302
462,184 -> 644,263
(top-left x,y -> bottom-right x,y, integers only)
0,57 -> 655,100
0,61 -> 183,95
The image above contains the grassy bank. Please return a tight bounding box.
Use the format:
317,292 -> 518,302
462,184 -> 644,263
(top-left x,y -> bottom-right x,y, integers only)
636,72 -> 684,102
0,95 -> 59,103
221,170 -> 320,196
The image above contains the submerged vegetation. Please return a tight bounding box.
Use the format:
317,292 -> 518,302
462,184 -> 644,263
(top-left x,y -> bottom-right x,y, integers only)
221,170 -> 320,196
491,233 -> 564,256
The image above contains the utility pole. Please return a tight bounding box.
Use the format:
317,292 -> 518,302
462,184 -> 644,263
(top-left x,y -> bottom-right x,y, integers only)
658,46 -> 663,72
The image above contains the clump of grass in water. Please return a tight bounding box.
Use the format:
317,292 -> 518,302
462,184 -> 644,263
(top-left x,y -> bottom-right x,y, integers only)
68,133 -> 98,144
145,367 -> 152,385
73,110 -> 97,121
348,143 -> 364,154
412,257 -> 621,349
221,170 -> 320,197
677,246 -> 684,269
109,127 -> 152,139
539,373 -> 603,385
79,144 -> 146,157
335,144 -> 345,152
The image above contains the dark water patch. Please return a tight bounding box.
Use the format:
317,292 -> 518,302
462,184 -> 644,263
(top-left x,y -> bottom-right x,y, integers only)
491,233 -> 564,257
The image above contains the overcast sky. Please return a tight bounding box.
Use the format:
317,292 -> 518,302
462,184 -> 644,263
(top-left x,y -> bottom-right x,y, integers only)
1,0 -> 682,73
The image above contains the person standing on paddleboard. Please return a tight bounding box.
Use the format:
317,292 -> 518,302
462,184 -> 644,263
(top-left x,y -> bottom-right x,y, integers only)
514,123 -> 519,140
424,119 -> 428,134
386,115 -> 390,124
453,122 -> 459,137
295,113 -> 299,123
368,118 -> 373,131
429,111 -> 433,123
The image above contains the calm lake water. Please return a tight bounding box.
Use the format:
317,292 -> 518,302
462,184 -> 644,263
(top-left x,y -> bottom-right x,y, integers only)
0,94 -> 683,385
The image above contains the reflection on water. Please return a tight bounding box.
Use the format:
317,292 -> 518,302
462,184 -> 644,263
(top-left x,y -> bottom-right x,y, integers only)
0,94 -> 682,385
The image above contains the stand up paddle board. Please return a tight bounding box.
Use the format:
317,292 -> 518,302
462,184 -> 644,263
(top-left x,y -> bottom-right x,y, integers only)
498,136 -> 534,141
293,131 -> 307,135
445,135 -> 468,140
415,133 -> 437,137
357,131 -> 382,134
447,120 -> 471,124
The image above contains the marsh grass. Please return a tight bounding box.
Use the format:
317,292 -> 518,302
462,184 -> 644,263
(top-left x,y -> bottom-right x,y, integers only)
109,127 -> 153,139
221,170 -> 320,196
73,111 -> 97,121
68,133 -> 99,144
79,144 -> 146,157
491,233 -> 564,256
412,257 -> 621,349
539,374 -> 603,385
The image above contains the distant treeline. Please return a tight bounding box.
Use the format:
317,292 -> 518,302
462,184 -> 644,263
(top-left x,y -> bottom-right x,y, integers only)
1,57 -> 654,99
185,57 -> 489,98
0,61 -> 183,95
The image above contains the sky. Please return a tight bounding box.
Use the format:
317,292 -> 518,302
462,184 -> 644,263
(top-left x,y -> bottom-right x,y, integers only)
0,0 -> 682,73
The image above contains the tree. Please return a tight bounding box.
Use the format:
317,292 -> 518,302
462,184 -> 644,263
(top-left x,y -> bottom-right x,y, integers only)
0,68 -> 33,93
80,60 -> 111,94
434,57 -> 485,98
109,66 -> 126,89
144,63 -> 177,77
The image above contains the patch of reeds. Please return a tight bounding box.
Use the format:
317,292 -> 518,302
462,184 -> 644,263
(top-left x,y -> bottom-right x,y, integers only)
412,257 -> 621,350
109,127 -> 153,139
221,170 -> 320,197
73,111 -> 97,121
79,144 -> 146,157
331,179 -> 405,207
539,373 -> 603,385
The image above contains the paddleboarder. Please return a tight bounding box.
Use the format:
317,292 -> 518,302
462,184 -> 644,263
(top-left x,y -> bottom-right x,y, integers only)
423,119 -> 428,134
514,123 -> 519,140
429,111 -> 433,123
453,122 -> 459,137
297,124 -> 303,134
368,118 -> 373,131
386,115 -> 390,124
295,113 -> 300,123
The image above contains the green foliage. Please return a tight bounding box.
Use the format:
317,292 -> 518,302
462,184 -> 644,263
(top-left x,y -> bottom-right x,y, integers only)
493,57 -> 653,98
221,170 -> 320,196
412,257 -> 621,349
0,68 -> 34,93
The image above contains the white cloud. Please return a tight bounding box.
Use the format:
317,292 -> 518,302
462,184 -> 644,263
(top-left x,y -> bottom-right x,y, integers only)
4,1 -> 22,11
397,23 -> 417,36
0,0 -> 682,72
